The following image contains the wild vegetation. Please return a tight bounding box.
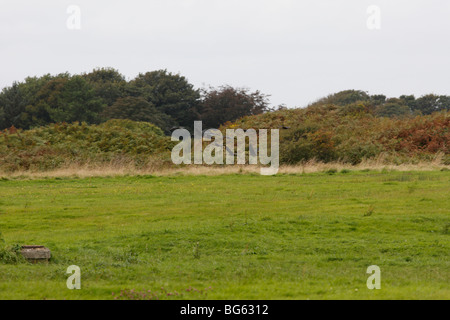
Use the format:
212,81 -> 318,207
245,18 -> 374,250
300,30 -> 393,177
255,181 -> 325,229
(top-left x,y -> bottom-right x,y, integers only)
1,106 -> 448,173
224,105 -> 449,165
0,71 -> 448,171
0,68 -> 270,133
0,72 -> 448,300
0,120 -> 174,172
0,69 -> 448,133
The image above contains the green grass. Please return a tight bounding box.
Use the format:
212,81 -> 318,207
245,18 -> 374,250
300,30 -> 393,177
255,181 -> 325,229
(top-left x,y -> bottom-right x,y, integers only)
0,170 -> 449,300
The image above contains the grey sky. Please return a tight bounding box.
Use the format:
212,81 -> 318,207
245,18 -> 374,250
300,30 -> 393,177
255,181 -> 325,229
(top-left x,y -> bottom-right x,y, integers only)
1,0 -> 449,107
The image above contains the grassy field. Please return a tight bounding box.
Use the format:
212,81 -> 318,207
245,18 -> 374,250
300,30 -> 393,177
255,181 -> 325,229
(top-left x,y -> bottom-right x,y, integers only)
0,170 -> 448,299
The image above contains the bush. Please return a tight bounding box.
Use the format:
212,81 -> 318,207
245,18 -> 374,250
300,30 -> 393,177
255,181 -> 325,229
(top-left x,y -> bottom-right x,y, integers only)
0,120 -> 174,172
225,105 -> 449,165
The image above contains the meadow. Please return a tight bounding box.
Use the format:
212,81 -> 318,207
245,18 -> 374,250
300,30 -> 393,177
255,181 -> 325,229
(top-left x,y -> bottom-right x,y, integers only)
0,169 -> 448,300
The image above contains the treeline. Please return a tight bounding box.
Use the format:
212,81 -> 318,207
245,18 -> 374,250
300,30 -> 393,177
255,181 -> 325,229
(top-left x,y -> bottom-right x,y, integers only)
308,90 -> 450,117
1,69 -> 449,135
0,68 -> 270,133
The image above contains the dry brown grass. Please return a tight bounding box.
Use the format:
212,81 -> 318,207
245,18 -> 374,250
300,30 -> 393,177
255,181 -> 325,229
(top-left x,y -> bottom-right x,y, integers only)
1,157 -> 448,179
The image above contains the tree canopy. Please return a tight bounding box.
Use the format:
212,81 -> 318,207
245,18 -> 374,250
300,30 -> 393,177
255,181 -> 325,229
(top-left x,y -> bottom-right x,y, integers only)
1,70 -> 449,134
199,86 -> 270,128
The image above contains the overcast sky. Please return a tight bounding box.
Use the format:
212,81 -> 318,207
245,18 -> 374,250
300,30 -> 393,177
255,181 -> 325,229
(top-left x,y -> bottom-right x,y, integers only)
1,0 -> 449,107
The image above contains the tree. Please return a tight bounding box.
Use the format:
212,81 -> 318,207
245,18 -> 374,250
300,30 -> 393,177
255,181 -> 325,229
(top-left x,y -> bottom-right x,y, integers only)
399,94 -> 416,109
0,82 -> 25,128
413,94 -> 450,115
375,103 -> 410,118
0,104 -> 5,129
199,85 -> 270,128
26,75 -> 70,127
103,96 -> 176,133
370,94 -> 387,106
436,95 -> 450,112
310,90 -> 371,107
15,74 -> 60,129
39,75 -> 104,124
128,70 -> 200,128
84,68 -> 127,107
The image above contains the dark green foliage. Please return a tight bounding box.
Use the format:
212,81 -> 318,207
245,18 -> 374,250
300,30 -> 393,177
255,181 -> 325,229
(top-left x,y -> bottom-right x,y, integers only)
46,75 -> 104,124
375,101 -> 411,118
102,97 -> 176,133
0,73 -> 105,129
0,82 -> 26,128
413,94 -> 450,115
2,70 -> 449,135
310,90 -> 370,107
309,90 -> 450,119
200,86 -> 270,128
370,94 -> 387,105
0,74 -> 71,129
0,69 -> 276,133
0,69 -> 202,132
0,106 -> 4,129
84,68 -> 127,107
130,70 -> 201,129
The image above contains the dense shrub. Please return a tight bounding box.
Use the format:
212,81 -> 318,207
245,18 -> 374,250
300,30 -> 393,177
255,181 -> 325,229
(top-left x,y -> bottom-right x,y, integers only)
0,100 -> 448,172
224,106 -> 449,165
0,119 -> 174,171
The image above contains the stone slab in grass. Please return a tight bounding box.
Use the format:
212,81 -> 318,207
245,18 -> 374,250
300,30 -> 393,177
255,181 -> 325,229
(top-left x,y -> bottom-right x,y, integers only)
20,245 -> 51,263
